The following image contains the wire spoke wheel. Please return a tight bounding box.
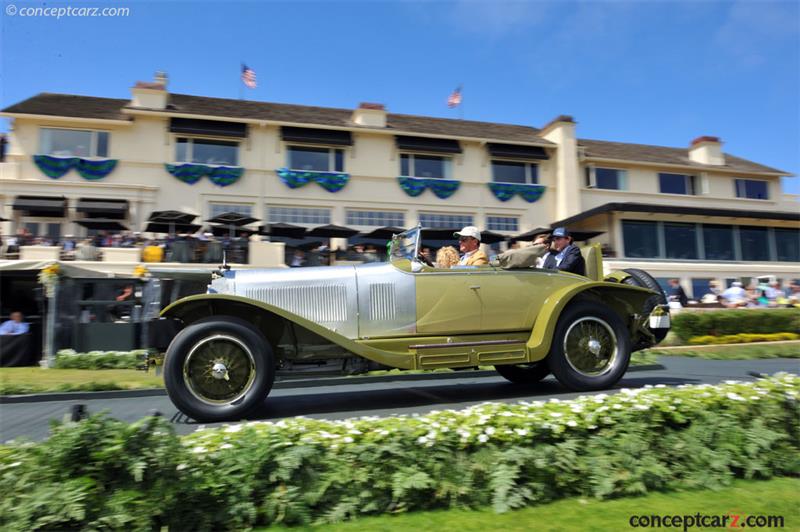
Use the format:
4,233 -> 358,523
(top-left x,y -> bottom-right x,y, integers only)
562,317 -> 618,377
183,334 -> 256,404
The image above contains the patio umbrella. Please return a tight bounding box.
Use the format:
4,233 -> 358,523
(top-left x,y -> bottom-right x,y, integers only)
362,226 -> 406,240
509,227 -> 551,243
205,212 -> 260,238
307,224 -> 359,238
147,210 -> 199,236
478,230 -> 508,245
0,216 -> 9,222
75,218 -> 129,231
145,222 -> 201,234
258,223 -> 308,238
208,225 -> 257,237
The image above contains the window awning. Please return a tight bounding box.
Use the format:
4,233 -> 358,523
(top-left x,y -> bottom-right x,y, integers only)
76,198 -> 129,219
169,118 -> 248,138
281,126 -> 353,146
12,195 -> 67,217
487,143 -> 549,160
395,135 -> 462,154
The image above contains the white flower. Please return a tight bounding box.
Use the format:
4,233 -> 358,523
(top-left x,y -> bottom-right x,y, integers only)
549,412 -> 563,418
484,427 -> 495,435
478,434 -> 489,443
566,420 -> 578,427
176,463 -> 187,471
191,446 -> 207,454
224,424 -> 243,433
7,462 -> 21,468
220,443 -> 233,450
726,392 -> 745,401
343,436 -> 354,443
514,428 -> 528,436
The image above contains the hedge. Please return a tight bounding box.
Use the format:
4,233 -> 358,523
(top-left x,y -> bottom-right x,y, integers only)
54,349 -> 149,370
1,375 -> 798,531
672,309 -> 800,342
687,332 -> 800,345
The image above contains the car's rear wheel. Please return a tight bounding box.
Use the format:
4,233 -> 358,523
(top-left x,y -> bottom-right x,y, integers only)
494,362 -> 550,384
164,317 -> 274,422
622,268 -> 669,348
548,301 -> 631,391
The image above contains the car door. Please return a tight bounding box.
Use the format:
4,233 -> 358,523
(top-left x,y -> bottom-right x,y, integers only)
415,269 -> 482,335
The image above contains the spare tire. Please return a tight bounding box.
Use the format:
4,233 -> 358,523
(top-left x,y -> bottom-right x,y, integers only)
622,268 -> 669,347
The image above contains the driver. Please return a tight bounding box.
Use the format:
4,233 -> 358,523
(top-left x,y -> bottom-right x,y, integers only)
454,226 -> 488,266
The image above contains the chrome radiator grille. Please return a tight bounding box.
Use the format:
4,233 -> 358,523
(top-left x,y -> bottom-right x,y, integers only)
369,283 -> 396,321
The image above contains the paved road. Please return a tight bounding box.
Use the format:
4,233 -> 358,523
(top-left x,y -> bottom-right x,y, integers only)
1,356 -> 797,442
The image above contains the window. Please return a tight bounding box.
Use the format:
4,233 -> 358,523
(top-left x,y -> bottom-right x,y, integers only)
346,210 -> 405,227
209,203 -> 253,219
659,173 -> 696,195
585,167 -> 626,190
40,128 -> 109,158
663,223 -> 698,259
400,154 -> 451,179
739,226 -> 770,261
176,138 -> 238,165
491,161 -> 538,184
419,213 -> 473,228
288,146 -> 344,172
268,207 -> 330,225
622,220 -> 659,258
703,224 -> 735,261
486,216 -> 519,232
735,179 -> 769,200
691,278 -> 715,300
775,228 -> 800,262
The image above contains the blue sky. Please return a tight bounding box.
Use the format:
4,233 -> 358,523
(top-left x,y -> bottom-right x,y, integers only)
2,0 -> 798,193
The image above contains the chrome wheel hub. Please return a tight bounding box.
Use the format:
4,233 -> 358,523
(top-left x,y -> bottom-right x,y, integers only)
211,362 -> 229,380
183,334 -> 256,405
563,317 -> 619,377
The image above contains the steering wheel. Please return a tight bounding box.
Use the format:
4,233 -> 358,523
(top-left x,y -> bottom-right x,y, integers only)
416,252 -> 434,267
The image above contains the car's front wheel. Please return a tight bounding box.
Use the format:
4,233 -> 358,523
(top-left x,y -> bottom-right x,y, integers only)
494,362 -> 550,384
164,317 -> 274,422
548,301 -> 631,391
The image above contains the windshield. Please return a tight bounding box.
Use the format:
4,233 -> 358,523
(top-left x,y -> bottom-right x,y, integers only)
389,226 -> 420,262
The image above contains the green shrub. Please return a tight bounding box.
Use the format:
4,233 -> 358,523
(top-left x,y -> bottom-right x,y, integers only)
672,309 -> 800,343
688,332 -> 800,345
1,375 -> 798,531
54,349 -> 149,370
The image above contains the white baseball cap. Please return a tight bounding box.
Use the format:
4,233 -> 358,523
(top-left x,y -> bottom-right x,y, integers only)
454,226 -> 481,242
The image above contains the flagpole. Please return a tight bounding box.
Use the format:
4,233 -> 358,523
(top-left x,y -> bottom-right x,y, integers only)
239,63 -> 244,100
459,85 -> 464,120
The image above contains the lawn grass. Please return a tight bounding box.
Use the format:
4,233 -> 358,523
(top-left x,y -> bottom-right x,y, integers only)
642,341 -> 800,360
0,367 -> 164,395
264,477 -> 799,531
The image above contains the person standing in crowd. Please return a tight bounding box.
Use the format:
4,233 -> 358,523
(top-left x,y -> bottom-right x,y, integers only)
543,228 -> 585,276
454,226 -> 488,266
289,249 -> 306,267
668,278 -> 689,307
721,281 -> 747,307
0,311 -> 29,336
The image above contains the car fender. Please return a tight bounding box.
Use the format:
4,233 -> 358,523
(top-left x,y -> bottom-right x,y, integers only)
525,281 -> 655,362
160,294 -> 416,369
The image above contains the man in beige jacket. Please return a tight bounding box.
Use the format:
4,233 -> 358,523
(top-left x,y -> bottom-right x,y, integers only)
453,226 -> 489,266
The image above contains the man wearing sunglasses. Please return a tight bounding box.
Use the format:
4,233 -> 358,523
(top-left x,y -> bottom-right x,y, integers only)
453,226 -> 489,266
542,227 -> 585,276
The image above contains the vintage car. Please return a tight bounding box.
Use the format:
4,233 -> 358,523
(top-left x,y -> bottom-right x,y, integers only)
161,226 -> 670,421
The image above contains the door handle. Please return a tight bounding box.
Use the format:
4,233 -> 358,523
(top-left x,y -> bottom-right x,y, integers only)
469,285 -> 481,290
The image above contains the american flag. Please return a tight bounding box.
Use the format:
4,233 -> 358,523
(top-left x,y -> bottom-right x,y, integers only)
241,64 -> 257,89
447,86 -> 462,108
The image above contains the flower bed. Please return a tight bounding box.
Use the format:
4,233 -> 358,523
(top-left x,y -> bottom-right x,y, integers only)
54,349 -> 149,370
1,375 -> 798,530
687,332 -> 799,345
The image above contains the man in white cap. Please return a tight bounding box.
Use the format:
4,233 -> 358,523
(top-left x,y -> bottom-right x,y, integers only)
453,226 -> 488,266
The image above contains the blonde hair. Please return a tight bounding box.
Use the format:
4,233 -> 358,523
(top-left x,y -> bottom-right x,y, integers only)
436,246 -> 459,268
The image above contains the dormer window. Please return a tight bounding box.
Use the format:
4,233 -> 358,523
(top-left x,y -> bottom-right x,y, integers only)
735,179 -> 769,200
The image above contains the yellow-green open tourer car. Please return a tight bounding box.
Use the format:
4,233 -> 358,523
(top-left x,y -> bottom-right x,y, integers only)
161,226 -> 670,421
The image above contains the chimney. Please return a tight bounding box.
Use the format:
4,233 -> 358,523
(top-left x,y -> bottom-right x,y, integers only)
130,71 -> 168,109
352,102 -> 386,127
689,136 -> 725,166
539,115 -> 580,220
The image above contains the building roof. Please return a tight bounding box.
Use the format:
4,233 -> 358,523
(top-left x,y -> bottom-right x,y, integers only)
579,138 -> 786,175
551,202 -> 800,228
2,92 -> 551,145
1,92 -> 789,173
